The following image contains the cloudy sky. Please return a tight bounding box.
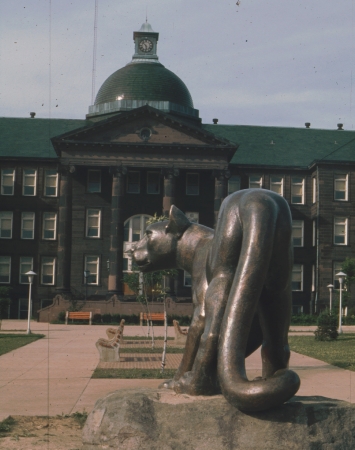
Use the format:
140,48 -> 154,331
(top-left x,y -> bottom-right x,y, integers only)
0,1 -> 354,129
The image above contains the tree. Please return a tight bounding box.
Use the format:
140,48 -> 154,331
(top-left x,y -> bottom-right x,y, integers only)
122,213 -> 178,363
0,287 -> 11,331
341,258 -> 355,309
314,311 -> 338,341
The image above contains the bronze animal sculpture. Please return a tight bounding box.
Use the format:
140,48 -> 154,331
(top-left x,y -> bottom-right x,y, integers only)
132,189 -> 300,412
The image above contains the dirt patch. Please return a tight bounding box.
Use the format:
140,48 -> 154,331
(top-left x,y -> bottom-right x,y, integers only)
0,414 -> 86,450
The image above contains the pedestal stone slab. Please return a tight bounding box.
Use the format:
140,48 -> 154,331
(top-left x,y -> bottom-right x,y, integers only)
82,388 -> 355,449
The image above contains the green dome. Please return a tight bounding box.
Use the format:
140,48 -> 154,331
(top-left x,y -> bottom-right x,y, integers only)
94,62 -> 194,108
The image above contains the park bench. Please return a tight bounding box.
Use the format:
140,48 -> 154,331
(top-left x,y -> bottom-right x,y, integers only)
65,311 -> 92,325
173,319 -> 188,345
140,312 -> 165,326
96,319 -> 125,362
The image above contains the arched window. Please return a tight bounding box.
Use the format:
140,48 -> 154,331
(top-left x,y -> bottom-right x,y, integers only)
123,214 -> 152,272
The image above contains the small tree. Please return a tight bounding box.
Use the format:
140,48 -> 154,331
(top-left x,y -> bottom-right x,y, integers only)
0,287 -> 11,331
341,258 -> 355,309
122,213 -> 177,357
314,311 -> 338,341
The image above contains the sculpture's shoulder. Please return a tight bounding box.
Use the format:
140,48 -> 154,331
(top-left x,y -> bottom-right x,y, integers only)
224,189 -> 290,214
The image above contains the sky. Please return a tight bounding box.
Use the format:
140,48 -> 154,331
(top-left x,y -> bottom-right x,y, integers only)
0,0 -> 354,129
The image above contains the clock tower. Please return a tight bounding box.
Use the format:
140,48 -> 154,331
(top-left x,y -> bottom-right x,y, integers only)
132,21 -> 159,62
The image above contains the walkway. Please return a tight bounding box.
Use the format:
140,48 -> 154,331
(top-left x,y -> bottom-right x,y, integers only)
0,320 -> 354,420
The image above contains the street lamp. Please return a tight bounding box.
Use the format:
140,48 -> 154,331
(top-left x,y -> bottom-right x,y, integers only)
84,270 -> 90,300
327,284 -> 334,312
336,271 -> 346,334
25,270 -> 36,335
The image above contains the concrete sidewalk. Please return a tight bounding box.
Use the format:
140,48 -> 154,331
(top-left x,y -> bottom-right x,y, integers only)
0,320 -> 354,420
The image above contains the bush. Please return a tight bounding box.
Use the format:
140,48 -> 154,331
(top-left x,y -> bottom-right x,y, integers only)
168,314 -> 191,326
314,312 -> 338,341
290,314 -> 317,325
112,314 -> 121,323
57,311 -> 66,323
102,313 -> 112,324
93,313 -> 102,324
120,314 -> 140,325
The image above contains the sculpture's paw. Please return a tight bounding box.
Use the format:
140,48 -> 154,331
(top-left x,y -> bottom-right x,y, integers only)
158,379 -> 176,390
173,372 -> 199,395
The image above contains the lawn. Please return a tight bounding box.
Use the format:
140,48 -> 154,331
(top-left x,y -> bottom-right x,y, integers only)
0,333 -> 44,356
289,334 -> 355,371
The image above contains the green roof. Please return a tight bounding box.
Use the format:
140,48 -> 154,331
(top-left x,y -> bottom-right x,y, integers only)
95,62 -> 194,108
203,124 -> 355,167
0,117 -> 90,159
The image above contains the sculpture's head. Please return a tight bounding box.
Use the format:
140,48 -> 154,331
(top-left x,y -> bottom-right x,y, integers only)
131,206 -> 191,272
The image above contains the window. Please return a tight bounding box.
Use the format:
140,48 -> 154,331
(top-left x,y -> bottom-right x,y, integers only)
0,256 -> 11,283
292,220 -> 304,247
87,170 -> 101,193
42,212 -> 57,240
270,176 -> 284,196
44,170 -> 58,196
292,264 -> 303,291
312,220 -> 316,247
312,177 -> 316,203
249,175 -> 262,189
334,217 -> 348,245
86,209 -> 101,238
147,172 -> 160,194
186,173 -> 199,195
228,175 -> 240,195
41,257 -> 56,285
1,169 -> 15,195
21,212 -> 35,239
184,271 -> 192,287
127,171 -> 140,193
23,169 -> 37,196
334,174 -> 348,201
0,212 -> 13,239
85,256 -> 100,285
185,212 -> 199,223
291,177 -> 304,204
333,261 -> 343,289
123,215 -> 151,272
20,257 -> 34,284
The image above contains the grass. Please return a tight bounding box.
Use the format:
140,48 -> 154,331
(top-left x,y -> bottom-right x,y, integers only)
289,334 -> 355,371
92,368 -> 176,379
0,333 -> 44,356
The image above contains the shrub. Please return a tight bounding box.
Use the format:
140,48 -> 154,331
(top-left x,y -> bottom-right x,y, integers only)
112,314 -> 121,323
314,312 -> 338,341
93,313 -> 102,324
168,314 -> 191,326
120,314 -> 140,325
57,311 -> 66,323
290,314 -> 317,325
102,313 -> 112,324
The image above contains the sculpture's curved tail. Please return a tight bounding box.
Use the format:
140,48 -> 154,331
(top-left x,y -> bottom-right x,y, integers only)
217,192 -> 300,412
220,369 -> 300,412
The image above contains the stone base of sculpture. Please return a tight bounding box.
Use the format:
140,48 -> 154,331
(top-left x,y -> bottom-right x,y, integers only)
82,388 -> 355,449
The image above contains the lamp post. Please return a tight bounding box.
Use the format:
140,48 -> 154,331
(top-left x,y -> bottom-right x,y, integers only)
327,284 -> 334,312
336,271 -> 346,334
84,270 -> 90,300
25,270 -> 36,335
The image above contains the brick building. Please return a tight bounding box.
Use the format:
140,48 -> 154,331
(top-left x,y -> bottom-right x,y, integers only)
1,23 -> 355,319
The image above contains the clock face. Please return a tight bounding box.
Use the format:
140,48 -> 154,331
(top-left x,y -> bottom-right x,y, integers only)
139,39 -> 153,52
